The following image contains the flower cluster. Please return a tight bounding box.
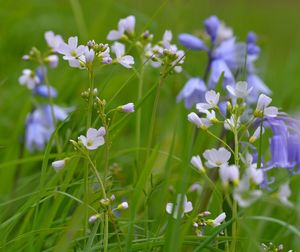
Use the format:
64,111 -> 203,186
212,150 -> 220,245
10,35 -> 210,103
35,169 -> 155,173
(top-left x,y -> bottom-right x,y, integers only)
107,15 -> 185,73
177,15 -> 270,108
19,37 -> 72,152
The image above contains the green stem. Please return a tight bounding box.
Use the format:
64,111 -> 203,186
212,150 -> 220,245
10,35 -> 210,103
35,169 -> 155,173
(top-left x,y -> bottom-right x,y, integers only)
85,154 -> 106,198
231,122 -> 239,251
206,129 -> 235,155
42,66 -> 62,153
104,213 -> 109,252
136,60 -> 144,169
87,68 -> 94,128
147,66 -> 168,154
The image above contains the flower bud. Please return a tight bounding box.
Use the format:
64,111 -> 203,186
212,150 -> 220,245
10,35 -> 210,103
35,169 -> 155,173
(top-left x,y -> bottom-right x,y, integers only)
119,103 -> 135,113
89,214 -> 99,223
117,201 -> 129,210
52,159 -> 67,172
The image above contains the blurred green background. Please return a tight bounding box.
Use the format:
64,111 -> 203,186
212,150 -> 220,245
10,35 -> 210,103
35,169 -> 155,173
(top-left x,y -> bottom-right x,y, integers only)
1,0 -> 300,129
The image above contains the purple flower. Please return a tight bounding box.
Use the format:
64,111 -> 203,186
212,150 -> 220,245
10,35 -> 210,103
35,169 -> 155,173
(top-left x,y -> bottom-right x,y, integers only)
204,16 -> 219,43
269,135 -> 289,168
208,59 -> 234,89
25,104 -> 71,152
247,32 -> 257,44
34,85 -> 57,98
176,77 -> 206,108
178,33 -> 208,51
246,74 -> 271,103
287,135 -> 300,168
264,116 -> 300,170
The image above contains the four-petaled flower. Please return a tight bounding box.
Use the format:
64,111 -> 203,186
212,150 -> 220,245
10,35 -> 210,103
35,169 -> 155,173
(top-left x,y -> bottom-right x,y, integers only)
203,147 -> 231,168
112,42 -> 134,68
78,127 -> 106,150
57,36 -> 85,68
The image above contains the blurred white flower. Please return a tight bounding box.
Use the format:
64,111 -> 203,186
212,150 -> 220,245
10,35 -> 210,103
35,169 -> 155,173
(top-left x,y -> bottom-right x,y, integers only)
212,212 -> 226,227
255,94 -> 278,117
203,147 -> 231,168
52,159 -> 65,172
226,81 -> 253,99
219,164 -> 239,186
19,69 -> 40,89
45,55 -> 59,68
196,90 -> 220,112
187,112 -> 211,129
44,31 -> 64,52
107,15 -> 135,40
166,194 -> 193,219
191,155 -> 205,172
278,182 -> 293,207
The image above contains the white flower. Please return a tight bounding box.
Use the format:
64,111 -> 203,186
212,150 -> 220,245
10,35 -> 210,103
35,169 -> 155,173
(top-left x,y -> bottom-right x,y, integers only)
226,81 -> 253,99
224,115 -> 240,132
84,47 -> 95,63
166,194 -> 193,219
278,183 -> 292,207
45,55 -> 59,68
246,164 -> 263,185
18,69 -> 40,89
162,30 -> 172,48
112,42 -> 134,68
205,90 -> 220,107
196,90 -> 220,112
203,147 -> 231,168
187,112 -> 211,129
255,94 -> 278,117
120,103 -> 134,113
107,15 -> 135,40
234,179 -> 263,208
204,110 -> 217,122
78,127 -> 106,150
57,36 -> 85,68
217,22 -> 233,43
44,31 -> 64,52
219,164 -> 239,186
191,155 -> 205,172
52,159 -> 65,172
212,212 -> 226,227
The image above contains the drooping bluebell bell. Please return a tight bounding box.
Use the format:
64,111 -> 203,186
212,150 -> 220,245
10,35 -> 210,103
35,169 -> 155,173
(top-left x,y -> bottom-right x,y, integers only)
204,16 -> 220,43
178,34 -> 208,51
176,77 -> 206,108
264,116 -> 300,170
245,32 -> 271,103
209,38 -> 246,89
33,67 -> 58,98
25,105 -> 70,152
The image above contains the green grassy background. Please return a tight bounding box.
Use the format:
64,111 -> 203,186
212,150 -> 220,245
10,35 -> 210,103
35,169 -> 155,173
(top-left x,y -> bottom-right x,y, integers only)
1,0 -> 300,251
